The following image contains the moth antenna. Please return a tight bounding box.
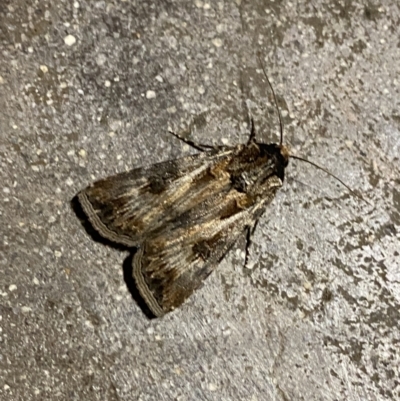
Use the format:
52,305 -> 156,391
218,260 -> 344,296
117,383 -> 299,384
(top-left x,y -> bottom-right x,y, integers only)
257,52 -> 284,146
290,155 -> 371,206
256,53 -> 368,205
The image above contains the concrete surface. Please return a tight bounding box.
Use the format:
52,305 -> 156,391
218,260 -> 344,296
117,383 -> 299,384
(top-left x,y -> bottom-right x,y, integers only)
1,0 -> 399,400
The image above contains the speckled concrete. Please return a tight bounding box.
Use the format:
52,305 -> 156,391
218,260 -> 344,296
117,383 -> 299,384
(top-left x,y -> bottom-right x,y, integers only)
1,1 -> 399,400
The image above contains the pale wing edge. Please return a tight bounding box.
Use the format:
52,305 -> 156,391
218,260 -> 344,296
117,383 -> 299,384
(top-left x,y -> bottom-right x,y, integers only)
78,190 -> 138,247
133,247 -> 165,317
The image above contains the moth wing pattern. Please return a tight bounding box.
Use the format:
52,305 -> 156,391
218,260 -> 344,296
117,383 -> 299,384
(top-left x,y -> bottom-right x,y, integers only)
132,200 -> 274,317
78,148 -> 234,247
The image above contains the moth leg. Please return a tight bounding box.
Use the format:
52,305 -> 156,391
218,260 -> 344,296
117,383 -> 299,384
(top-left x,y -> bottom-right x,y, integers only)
168,130 -> 215,152
247,116 -> 256,144
244,219 -> 259,268
241,87 -> 256,144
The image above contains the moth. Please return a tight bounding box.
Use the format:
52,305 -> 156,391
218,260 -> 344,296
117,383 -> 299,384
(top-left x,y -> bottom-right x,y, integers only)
77,63 -> 356,317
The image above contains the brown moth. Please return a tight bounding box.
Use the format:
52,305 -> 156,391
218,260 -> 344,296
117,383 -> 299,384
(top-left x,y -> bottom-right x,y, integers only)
77,61 -> 356,317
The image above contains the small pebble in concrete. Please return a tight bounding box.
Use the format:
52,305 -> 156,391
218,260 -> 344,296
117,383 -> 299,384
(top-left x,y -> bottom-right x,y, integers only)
146,90 -> 156,99
64,34 -> 77,46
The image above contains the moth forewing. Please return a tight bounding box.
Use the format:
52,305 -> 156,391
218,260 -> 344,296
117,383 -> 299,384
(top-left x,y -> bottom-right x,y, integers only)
77,148 -> 236,247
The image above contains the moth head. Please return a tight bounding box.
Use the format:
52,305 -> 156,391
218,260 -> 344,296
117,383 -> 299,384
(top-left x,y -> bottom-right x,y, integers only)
279,144 -> 290,167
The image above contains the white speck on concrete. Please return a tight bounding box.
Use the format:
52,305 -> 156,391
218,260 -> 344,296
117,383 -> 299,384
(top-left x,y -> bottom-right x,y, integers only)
212,38 -> 223,47
96,53 -> 107,66
216,24 -> 225,33
85,320 -> 94,329
222,328 -> 232,336
64,35 -> 77,46
109,119 -> 122,131
146,90 -> 156,99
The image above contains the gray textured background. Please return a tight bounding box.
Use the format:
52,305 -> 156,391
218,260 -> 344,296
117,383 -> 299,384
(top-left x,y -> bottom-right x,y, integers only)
1,1 -> 399,400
